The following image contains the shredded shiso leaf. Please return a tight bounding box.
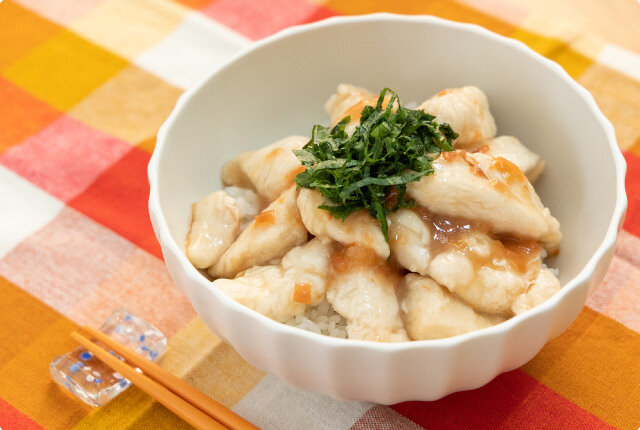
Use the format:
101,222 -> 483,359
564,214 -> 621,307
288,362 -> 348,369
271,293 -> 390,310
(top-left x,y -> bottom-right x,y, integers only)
294,89 -> 457,241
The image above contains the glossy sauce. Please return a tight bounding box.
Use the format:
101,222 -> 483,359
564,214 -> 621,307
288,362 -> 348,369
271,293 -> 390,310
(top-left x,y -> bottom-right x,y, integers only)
293,282 -> 312,304
490,156 -> 527,186
488,156 -> 530,199
437,151 -> 487,180
384,186 -> 399,210
471,144 -> 490,154
497,236 -> 541,273
330,244 -> 403,285
265,147 -> 285,160
412,207 -> 539,275
341,95 -> 394,124
286,164 -> 306,182
253,209 -> 275,228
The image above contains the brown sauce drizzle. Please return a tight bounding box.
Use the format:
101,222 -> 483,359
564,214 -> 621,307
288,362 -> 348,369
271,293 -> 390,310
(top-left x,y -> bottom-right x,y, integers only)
340,95 -> 394,124
471,144 -> 490,154
490,156 -> 527,186
496,236 -> 541,273
286,164 -> 306,182
411,207 -> 540,275
265,147 -> 285,160
330,244 -> 404,285
254,209 -> 275,228
443,151 -> 530,200
293,282 -> 311,304
487,156 -> 531,200
384,186 -> 399,210
440,151 -> 462,163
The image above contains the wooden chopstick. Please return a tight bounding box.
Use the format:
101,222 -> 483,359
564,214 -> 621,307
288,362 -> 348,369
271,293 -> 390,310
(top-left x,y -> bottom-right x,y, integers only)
71,331 -> 226,429
78,326 -> 257,430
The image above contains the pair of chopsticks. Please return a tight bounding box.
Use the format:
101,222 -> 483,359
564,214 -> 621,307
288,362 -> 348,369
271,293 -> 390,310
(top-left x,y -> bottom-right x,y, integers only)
71,326 -> 258,430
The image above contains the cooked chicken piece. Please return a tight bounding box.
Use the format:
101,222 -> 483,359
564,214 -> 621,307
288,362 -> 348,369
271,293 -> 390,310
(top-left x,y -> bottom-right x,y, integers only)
297,188 -> 390,258
239,136 -> 307,202
388,208 -> 432,275
238,136 -> 307,202
419,86 -> 497,146
388,205 -> 544,315
471,152 -> 561,251
407,151 -> 561,252
221,152 -> 254,189
209,187 -> 308,278
327,245 -> 409,342
325,84 -> 398,135
223,186 -> 263,229
282,237 -> 337,306
212,239 -> 334,321
325,84 -> 375,125
222,136 -> 307,202
511,268 -> 561,315
213,266 -> 298,321
399,274 -> 505,340
186,191 -> 240,269
470,136 -> 545,183
427,232 -> 541,315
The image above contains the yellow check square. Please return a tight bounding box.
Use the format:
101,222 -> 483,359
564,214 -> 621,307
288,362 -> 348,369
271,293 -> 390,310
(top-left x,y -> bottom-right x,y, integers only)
69,65 -> 182,144
3,30 -> 128,110
510,28 -> 592,79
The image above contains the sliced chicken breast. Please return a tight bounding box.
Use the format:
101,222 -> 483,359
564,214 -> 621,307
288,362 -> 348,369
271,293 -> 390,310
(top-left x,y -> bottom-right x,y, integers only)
325,83 -> 375,126
399,274 -> 505,340
427,232 -> 541,314
511,268 -> 562,315
471,136 -> 545,183
213,266 -> 299,321
407,151 -> 561,252
325,84 -> 398,135
212,238 -> 334,321
221,152 -> 254,189
282,237 -> 337,306
209,187 -> 308,278
297,188 -> 390,259
186,190 -> 240,269
419,86 -> 497,146
221,136 -> 307,202
327,245 -> 409,342
238,136 -> 308,202
388,208 -> 432,275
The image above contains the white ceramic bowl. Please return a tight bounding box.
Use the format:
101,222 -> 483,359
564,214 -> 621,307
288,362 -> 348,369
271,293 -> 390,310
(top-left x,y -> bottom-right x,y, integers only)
149,14 -> 626,403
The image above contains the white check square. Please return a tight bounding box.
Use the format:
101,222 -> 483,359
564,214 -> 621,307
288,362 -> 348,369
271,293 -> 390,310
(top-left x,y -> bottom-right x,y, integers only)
135,12 -> 249,90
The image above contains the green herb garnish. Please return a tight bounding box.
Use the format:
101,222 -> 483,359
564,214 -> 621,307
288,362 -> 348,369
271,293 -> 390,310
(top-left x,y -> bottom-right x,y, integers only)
294,88 -> 457,242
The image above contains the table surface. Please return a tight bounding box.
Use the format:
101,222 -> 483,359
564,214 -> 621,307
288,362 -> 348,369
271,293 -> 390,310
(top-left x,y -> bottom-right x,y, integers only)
1,0 -> 640,429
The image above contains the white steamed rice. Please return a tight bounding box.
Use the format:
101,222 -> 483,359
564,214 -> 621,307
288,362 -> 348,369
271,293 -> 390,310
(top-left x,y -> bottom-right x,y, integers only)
284,300 -> 348,338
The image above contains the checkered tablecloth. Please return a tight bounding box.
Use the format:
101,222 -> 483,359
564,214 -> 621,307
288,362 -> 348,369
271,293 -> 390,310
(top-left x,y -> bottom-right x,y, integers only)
1,0 -> 639,429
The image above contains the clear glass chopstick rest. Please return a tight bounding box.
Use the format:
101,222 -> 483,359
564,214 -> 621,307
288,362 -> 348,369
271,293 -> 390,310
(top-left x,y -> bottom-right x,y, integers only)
50,308 -> 167,407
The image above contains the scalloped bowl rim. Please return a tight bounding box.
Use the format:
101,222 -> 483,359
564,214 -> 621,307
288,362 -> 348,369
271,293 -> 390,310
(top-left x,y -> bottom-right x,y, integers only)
149,13 -> 627,352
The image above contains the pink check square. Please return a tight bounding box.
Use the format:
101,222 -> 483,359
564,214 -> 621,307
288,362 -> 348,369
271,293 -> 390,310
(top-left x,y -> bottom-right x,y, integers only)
0,116 -> 131,202
0,207 -> 136,317
202,0 -> 335,40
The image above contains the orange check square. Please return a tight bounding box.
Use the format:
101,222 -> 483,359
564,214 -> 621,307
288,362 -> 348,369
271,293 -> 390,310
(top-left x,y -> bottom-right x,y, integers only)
2,30 -> 128,110
173,0 -> 215,8
0,1 -> 61,70
0,77 -> 62,152
137,135 -> 157,153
